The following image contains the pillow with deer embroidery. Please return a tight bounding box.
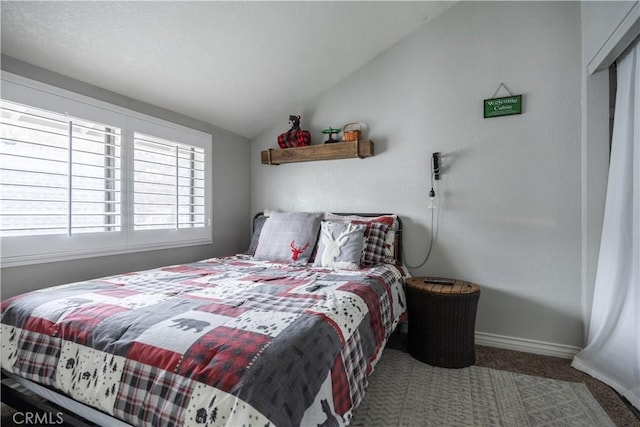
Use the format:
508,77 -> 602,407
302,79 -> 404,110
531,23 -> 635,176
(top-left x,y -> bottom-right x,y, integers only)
314,221 -> 366,270
253,211 -> 322,264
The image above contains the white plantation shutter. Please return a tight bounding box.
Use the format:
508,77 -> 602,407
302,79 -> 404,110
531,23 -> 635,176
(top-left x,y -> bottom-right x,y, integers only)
0,100 -> 121,237
133,132 -> 205,231
0,73 -> 211,266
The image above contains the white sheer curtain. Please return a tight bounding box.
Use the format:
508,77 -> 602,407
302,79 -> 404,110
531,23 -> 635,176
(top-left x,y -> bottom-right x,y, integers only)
571,41 -> 639,410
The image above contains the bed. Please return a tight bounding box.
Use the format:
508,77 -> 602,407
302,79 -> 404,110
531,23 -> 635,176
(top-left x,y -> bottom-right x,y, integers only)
1,212 -> 409,426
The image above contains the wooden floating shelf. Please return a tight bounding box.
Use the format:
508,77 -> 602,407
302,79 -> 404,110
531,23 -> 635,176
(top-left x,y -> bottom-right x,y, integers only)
261,140 -> 374,165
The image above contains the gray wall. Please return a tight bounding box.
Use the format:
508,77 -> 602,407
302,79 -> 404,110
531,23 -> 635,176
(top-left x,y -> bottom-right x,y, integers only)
582,0 -> 639,73
582,1 -> 638,62
0,56 -> 252,299
252,2 -> 585,348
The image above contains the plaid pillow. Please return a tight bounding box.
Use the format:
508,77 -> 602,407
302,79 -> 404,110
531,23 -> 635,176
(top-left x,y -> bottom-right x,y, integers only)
361,222 -> 390,266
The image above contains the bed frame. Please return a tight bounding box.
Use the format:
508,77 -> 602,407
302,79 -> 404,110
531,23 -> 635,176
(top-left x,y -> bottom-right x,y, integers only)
1,374 -> 99,426
3,212 -> 405,426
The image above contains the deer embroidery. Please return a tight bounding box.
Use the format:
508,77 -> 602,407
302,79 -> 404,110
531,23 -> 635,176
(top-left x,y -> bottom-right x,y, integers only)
320,222 -> 356,267
290,240 -> 309,261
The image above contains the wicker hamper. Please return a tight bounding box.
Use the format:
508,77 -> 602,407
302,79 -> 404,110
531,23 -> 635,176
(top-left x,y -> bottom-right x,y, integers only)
406,278 -> 481,368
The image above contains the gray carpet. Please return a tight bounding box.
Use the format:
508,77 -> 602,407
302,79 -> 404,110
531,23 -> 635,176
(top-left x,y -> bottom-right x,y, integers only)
350,349 -> 615,427
0,348 -> 626,427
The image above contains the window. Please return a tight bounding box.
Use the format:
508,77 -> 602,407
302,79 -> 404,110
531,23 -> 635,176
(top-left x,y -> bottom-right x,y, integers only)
0,73 -> 212,266
1,100 -> 122,237
133,132 -> 205,231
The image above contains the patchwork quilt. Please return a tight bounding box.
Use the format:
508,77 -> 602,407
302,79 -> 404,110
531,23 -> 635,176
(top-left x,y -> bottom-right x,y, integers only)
1,255 -> 408,426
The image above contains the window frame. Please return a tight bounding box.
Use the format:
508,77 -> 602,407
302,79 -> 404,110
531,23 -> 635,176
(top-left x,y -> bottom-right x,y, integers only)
1,72 -> 212,267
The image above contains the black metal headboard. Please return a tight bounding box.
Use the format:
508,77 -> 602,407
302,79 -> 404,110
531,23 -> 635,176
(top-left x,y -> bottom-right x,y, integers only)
252,212 -> 403,264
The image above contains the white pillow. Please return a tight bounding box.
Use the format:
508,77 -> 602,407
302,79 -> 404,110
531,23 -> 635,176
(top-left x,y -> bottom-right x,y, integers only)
314,221 -> 366,270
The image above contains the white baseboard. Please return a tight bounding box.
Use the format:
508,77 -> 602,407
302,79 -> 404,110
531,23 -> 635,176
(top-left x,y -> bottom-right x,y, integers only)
475,331 -> 582,359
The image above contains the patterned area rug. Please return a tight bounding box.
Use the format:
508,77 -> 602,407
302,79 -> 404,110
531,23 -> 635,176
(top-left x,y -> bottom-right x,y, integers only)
350,349 -> 615,427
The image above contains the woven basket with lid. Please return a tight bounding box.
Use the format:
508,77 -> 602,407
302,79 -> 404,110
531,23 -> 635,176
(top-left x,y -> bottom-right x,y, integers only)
342,122 -> 362,142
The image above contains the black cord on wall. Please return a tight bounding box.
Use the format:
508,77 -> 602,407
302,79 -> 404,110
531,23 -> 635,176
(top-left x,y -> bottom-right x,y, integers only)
406,153 -> 440,270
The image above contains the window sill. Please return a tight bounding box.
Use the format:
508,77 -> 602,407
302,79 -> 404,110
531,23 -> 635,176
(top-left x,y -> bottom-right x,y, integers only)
1,238 -> 213,268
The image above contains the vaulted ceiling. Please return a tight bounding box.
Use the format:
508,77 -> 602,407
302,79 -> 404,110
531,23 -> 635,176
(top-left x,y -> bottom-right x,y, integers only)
1,1 -> 455,139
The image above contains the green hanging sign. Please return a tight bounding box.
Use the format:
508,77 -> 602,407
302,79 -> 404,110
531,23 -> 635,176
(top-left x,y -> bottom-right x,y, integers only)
484,95 -> 522,118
